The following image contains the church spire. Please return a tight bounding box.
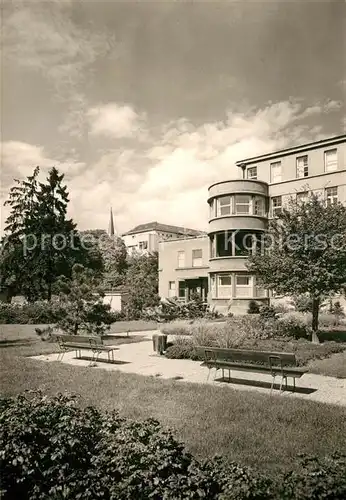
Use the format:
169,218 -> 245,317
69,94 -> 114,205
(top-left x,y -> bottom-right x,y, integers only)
108,207 -> 115,237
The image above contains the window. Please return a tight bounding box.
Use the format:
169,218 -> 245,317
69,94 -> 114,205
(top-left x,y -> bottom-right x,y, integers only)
255,284 -> 267,298
270,161 -> 282,183
296,155 -> 308,178
138,241 -> 148,250
217,274 -> 232,298
324,149 -> 337,172
218,196 -> 232,216
177,251 -> 185,268
325,186 -> 338,205
215,232 -> 232,257
296,191 -> 308,204
235,275 -> 252,298
192,249 -> 203,267
271,196 -> 282,217
253,197 -> 265,216
168,281 -> 176,298
178,281 -> 186,299
235,195 -> 250,214
247,166 -> 257,179
236,275 -> 250,285
234,230 -> 253,256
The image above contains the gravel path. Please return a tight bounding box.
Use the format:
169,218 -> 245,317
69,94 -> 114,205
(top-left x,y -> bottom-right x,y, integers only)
32,331 -> 346,407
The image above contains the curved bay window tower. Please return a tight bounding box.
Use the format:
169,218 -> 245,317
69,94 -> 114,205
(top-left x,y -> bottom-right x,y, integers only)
207,179 -> 270,314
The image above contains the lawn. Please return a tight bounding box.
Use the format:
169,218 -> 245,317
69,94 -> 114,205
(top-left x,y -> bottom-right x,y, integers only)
0,320 -> 157,342
1,351 -> 345,476
309,351 -> 346,378
0,323 -> 150,357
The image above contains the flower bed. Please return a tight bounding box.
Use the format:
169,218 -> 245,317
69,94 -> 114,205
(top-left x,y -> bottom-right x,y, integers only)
163,316 -> 346,367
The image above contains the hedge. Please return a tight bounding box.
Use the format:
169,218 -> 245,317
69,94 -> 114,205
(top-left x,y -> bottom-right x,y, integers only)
0,302 -> 123,324
1,391 -> 345,499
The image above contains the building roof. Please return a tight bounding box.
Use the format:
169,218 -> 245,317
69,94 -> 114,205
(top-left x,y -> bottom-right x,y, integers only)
122,221 -> 205,237
236,134 -> 346,167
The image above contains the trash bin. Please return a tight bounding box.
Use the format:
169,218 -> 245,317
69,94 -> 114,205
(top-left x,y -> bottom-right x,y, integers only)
152,333 -> 159,353
152,333 -> 167,354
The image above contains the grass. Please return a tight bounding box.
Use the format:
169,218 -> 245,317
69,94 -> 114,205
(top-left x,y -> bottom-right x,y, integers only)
1,352 -> 346,476
309,351 -> 346,378
0,324 -> 149,357
0,320 -> 157,341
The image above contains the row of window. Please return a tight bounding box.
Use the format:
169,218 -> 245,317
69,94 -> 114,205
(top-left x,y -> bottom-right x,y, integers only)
177,249 -> 203,268
272,186 -> 338,216
210,194 -> 266,218
211,274 -> 267,299
168,275 -> 266,299
210,230 -> 263,258
247,148 -> 338,182
168,281 -> 205,299
211,186 -> 338,219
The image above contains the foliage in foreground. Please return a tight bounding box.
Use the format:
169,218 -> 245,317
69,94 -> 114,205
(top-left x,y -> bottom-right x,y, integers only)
1,391 -> 345,500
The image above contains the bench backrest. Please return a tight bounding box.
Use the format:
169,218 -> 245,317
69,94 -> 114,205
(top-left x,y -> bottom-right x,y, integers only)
197,346 -> 296,366
51,334 -> 104,346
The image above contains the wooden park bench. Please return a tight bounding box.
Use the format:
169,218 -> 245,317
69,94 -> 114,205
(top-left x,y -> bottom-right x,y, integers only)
196,346 -> 307,393
52,334 -> 118,364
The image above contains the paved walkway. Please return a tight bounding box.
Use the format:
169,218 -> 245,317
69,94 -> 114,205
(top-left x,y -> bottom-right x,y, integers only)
32,331 -> 346,407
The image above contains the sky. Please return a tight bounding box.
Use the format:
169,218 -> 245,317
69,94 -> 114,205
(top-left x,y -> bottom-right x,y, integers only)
1,0 -> 345,235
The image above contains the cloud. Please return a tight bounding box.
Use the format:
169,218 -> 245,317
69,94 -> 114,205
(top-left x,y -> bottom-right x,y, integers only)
302,100 -> 342,117
1,141 -> 84,180
1,100 -> 340,237
2,2 -> 117,139
0,139 -> 87,236
87,103 -> 146,139
0,141 -> 85,223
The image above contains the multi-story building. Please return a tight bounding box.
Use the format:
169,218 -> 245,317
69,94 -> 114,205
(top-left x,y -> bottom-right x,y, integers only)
159,134 -> 346,314
122,221 -> 205,255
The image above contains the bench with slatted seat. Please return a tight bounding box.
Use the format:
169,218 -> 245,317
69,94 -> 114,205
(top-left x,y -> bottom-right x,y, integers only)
52,334 -> 118,363
196,346 -> 307,393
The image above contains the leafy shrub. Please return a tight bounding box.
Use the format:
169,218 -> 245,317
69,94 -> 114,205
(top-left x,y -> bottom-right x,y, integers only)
1,391 -> 345,500
331,301 -> 345,317
259,305 -> 277,320
292,294 -> 313,313
274,313 -> 311,340
163,315 -> 346,366
160,319 -> 195,336
165,342 -> 201,360
203,456 -> 273,500
293,341 -> 345,367
107,310 -> 126,322
163,317 -> 272,351
248,300 -> 260,314
273,302 -> 293,314
0,300 -> 65,324
144,297 -> 222,322
278,454 -> 346,500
